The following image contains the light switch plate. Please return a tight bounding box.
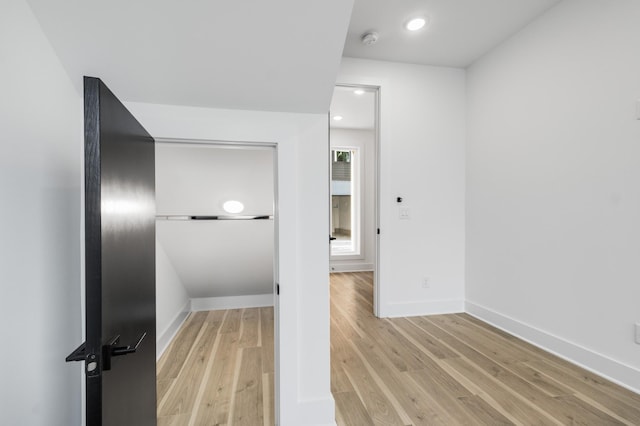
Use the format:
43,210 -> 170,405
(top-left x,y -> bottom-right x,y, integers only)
399,207 -> 410,220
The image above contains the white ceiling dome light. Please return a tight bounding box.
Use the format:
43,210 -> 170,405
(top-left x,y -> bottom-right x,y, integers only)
223,200 -> 244,214
405,17 -> 427,31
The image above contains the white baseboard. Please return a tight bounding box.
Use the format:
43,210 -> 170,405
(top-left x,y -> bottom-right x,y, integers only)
465,301 -> 640,395
191,293 -> 274,311
329,263 -> 374,273
156,301 -> 190,360
382,299 -> 464,318
291,395 -> 336,426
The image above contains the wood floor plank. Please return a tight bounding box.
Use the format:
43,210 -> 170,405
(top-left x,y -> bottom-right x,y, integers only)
525,358 -> 640,425
260,307 -> 274,374
239,308 -> 260,348
352,337 -> 454,425
405,368 -> 480,425
442,356 -> 560,425
331,298 -> 367,340
389,317 -> 460,360
457,395 -> 515,425
428,314 -> 529,365
158,312 -> 208,381
336,338 -> 406,425
428,320 -> 622,425
334,391 -> 375,426
157,378 -> 174,406
506,361 -> 574,398
192,332 -> 241,426
221,308 -> 242,334
331,357 -> 355,394
263,373 -> 274,426
159,322 -> 218,417
231,347 -> 263,426
157,414 -> 190,426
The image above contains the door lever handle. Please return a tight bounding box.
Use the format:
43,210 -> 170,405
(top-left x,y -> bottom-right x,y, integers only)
103,332 -> 146,371
111,332 -> 146,356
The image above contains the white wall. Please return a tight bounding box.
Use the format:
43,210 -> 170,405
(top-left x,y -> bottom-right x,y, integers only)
330,129 -> 375,272
467,0 -> 640,392
0,0 -> 82,424
156,240 -> 189,358
337,58 -> 467,317
155,144 -> 274,216
125,102 -> 334,425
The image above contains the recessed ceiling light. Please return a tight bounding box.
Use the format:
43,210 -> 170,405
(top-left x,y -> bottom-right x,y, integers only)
354,89 -> 365,95
223,200 -> 244,214
405,17 -> 426,31
333,115 -> 343,121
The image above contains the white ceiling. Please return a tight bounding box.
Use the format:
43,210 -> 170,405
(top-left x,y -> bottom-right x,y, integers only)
26,0 -> 354,113
26,0 -> 563,114
330,86 -> 376,130
343,0 -> 561,68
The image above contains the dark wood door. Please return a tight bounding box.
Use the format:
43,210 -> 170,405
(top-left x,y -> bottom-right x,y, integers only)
82,76 -> 156,425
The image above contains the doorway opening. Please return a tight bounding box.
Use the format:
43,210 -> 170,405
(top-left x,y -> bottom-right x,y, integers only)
154,139 -> 279,425
329,84 -> 380,316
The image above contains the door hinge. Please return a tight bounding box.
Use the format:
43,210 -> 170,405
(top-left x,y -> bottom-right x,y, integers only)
377,228 -> 380,235
276,284 -> 280,295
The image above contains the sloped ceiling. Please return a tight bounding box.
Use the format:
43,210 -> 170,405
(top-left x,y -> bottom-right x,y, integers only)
26,0 -> 354,113
158,220 -> 274,298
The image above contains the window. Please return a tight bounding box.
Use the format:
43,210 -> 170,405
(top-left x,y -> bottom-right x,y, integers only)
331,147 -> 361,257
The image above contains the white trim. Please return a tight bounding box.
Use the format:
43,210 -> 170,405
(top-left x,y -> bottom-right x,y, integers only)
156,301 -> 190,360
465,301 -> 640,395
329,263 -> 374,273
381,299 -> 464,318
293,396 -> 336,426
191,294 -> 274,311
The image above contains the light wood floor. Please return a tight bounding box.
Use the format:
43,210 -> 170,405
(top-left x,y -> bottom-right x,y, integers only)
331,272 -> 640,425
157,273 -> 640,425
157,307 -> 274,426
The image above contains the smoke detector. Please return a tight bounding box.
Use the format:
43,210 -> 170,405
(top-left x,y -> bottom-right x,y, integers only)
361,32 -> 379,46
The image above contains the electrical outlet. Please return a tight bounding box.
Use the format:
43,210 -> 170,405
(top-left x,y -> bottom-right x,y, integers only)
422,277 -> 430,289
635,323 -> 640,344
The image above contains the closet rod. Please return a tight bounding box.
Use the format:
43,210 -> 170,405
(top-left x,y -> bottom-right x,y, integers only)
156,215 -> 273,221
